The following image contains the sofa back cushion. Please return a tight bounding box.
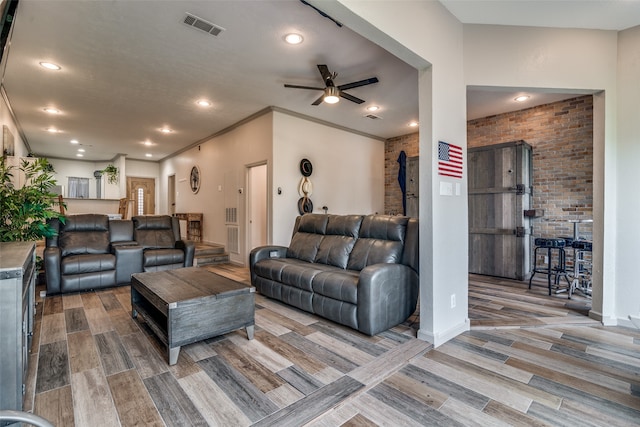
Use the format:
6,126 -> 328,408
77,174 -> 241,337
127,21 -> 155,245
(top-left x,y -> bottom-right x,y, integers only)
314,215 -> 363,269
133,215 -> 176,249
347,215 -> 407,271
286,214 -> 329,262
59,214 -> 110,257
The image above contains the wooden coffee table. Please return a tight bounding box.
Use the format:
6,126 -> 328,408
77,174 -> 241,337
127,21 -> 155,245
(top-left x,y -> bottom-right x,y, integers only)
131,267 -> 255,365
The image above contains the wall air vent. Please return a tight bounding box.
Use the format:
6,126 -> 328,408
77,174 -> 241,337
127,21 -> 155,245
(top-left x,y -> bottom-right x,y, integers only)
365,114 -> 381,120
183,13 -> 225,36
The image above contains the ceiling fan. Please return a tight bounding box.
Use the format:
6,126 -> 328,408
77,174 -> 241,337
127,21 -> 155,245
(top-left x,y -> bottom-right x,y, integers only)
284,64 -> 379,105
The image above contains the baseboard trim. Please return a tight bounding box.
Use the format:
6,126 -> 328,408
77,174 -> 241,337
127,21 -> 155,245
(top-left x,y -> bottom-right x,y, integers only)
417,318 -> 470,347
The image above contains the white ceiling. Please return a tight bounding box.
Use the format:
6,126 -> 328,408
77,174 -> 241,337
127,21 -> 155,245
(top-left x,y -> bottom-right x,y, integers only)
1,1 -> 637,162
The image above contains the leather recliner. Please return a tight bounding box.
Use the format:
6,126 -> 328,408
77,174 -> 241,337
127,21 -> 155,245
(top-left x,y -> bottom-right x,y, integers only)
45,214 -> 122,294
132,215 -> 195,272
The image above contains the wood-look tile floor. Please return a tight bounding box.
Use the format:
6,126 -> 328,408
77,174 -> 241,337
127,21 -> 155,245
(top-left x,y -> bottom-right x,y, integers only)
25,266 -> 639,426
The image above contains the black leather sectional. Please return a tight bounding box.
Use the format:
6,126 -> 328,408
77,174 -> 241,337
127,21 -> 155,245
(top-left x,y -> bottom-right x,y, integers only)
44,214 -> 195,295
250,214 -> 419,335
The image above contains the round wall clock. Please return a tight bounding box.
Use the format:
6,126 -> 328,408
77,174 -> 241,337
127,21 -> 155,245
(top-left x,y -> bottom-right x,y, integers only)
190,165 -> 201,194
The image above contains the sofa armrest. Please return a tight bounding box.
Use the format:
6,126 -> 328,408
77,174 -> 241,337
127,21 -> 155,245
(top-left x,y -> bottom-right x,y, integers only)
43,246 -> 62,295
113,245 -> 143,284
357,263 -> 419,335
249,245 -> 288,283
176,240 -> 195,267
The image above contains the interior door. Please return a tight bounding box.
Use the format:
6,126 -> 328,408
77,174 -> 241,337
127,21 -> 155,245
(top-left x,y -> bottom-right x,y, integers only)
127,177 -> 156,216
468,142 -> 531,280
248,164 -> 267,251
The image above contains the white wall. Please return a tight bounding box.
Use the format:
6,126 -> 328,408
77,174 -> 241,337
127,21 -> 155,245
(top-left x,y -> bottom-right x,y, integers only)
329,0 -> 469,346
272,111 -> 385,246
615,25 -> 640,326
160,111 -> 273,264
463,24 -> 618,323
48,158 -> 120,199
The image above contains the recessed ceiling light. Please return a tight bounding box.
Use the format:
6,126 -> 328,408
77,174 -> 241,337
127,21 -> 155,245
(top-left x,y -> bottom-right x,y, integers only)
39,62 -> 61,70
77,148 -> 85,153
367,106 -> 380,112
145,153 -> 153,158
159,127 -> 173,134
70,139 -> 79,144
43,107 -> 60,114
46,127 -> 60,133
76,153 -> 84,157
408,121 -> 419,127
196,99 -> 211,107
515,95 -> 530,102
143,140 -> 153,146
284,33 -> 304,45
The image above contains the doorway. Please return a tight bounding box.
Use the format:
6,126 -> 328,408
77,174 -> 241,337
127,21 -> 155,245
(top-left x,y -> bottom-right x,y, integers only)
127,177 -> 156,216
247,163 -> 268,254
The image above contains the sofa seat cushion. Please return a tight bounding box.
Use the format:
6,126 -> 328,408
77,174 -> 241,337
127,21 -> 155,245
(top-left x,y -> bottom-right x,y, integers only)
311,269 -> 359,304
312,294 -> 358,330
253,258 -> 339,291
143,249 -> 184,267
61,254 -> 116,275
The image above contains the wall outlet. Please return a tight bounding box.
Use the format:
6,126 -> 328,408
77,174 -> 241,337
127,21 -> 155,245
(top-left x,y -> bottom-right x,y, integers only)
451,294 -> 456,308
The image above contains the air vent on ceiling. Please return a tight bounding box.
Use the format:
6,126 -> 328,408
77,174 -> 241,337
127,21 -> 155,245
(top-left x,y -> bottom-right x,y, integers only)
183,13 -> 225,36
365,114 -> 381,120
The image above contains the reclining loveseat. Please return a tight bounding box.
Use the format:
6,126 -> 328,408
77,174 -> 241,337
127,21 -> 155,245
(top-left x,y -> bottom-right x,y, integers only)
250,213 -> 419,335
44,214 -> 194,294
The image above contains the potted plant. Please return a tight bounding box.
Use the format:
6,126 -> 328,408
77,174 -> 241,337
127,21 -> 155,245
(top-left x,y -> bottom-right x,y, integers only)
102,164 -> 119,184
0,156 -> 65,241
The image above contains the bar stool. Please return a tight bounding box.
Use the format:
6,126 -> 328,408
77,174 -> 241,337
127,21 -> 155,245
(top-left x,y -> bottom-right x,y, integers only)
570,240 -> 592,298
529,238 -> 571,295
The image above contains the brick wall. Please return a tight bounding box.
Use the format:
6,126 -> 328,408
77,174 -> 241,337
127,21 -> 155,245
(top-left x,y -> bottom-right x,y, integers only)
467,95 -> 594,243
384,132 -> 419,215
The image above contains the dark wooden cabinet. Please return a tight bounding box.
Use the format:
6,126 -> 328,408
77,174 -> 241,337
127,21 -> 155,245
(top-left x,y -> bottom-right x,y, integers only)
468,141 -> 532,280
0,241 -> 36,412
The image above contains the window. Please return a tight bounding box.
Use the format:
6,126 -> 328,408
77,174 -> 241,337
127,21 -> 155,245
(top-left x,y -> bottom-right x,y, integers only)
67,177 -> 89,198
137,188 -> 144,215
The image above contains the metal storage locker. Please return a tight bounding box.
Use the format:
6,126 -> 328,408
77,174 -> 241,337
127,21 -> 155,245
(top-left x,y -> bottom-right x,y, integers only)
468,140 -> 532,280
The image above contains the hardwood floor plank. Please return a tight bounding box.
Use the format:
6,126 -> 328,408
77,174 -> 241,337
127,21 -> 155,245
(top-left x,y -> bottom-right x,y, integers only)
528,375 -> 640,423
94,330 -> 135,376
255,329 -> 327,374
482,400 -> 551,427
43,295 -> 63,315
182,339 -> 219,362
119,332 -> 169,379
383,371 -> 449,409
71,367 -> 121,427
400,364 -> 490,410
214,338 -> 285,392
67,329 -> 101,374
143,371 -> 208,427
198,355 -> 279,421
62,293 -> 84,309
306,331 -> 375,366
98,291 -> 123,311
439,397 -> 513,427
340,413 -> 379,427
277,364 -> 324,395
108,308 -> 142,336
227,331 -> 294,373
36,340 -> 69,393
350,392 -> 426,427
85,306 -> 114,335
107,370 -> 165,427
265,383 -> 305,409
252,376 -> 364,427
178,370 -> 252,427
311,322 -> 387,357
280,330 -> 358,373
257,305 -> 317,335
65,307 -> 90,333
34,385 -> 75,427
80,292 -> 103,310
40,312 -> 66,344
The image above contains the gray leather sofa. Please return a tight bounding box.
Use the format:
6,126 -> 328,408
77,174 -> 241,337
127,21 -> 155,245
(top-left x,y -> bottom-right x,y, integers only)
44,214 -> 194,295
250,214 -> 419,335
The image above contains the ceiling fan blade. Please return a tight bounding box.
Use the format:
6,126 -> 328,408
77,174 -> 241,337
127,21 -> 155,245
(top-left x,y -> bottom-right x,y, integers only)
311,95 -> 324,106
340,91 -> 365,104
317,64 -> 332,84
338,77 -> 379,91
284,84 -> 325,91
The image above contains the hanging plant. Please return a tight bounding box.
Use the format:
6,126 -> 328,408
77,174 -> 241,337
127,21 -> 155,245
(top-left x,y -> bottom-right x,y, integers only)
102,164 -> 119,184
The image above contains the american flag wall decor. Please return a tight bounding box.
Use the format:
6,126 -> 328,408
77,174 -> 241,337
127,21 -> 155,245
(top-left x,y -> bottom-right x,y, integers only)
438,141 -> 463,178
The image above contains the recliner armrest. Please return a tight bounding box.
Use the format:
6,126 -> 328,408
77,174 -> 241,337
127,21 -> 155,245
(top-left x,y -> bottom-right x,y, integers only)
176,240 -> 195,267
113,245 -> 143,284
249,246 -> 288,284
43,246 -> 62,294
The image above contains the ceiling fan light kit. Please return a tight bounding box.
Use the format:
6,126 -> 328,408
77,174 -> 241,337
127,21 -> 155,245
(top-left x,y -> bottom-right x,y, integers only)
284,64 -> 378,106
